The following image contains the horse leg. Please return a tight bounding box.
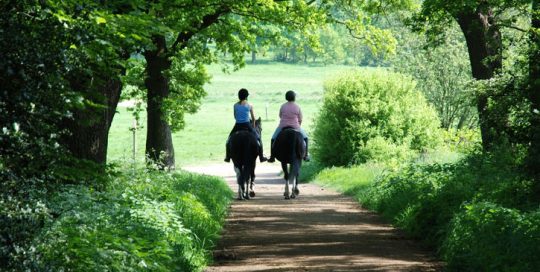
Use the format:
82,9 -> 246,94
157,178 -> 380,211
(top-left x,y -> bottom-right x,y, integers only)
234,166 -> 244,200
289,161 -> 298,199
249,165 -> 256,198
281,162 -> 290,199
292,160 -> 300,197
241,166 -> 250,200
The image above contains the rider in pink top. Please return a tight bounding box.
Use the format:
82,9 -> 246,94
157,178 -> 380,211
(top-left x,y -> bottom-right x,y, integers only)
279,101 -> 303,129
268,90 -> 310,162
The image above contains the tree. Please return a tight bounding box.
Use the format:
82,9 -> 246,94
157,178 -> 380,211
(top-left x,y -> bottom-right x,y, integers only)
114,0 -> 419,169
0,1 -> 134,268
393,23 -> 476,130
26,1 -> 156,166
411,0 -> 530,149
120,1 -> 325,168
528,0 -> 540,178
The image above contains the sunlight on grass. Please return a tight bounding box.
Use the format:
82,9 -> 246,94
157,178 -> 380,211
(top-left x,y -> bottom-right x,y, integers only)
313,163 -> 385,200
108,62 -> 359,166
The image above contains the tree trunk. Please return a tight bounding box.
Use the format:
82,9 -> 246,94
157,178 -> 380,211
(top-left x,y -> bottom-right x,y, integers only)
456,4 -> 502,150
291,47 -> 297,62
63,76 -> 121,166
251,50 -> 257,63
528,0 -> 540,177
303,45 -> 309,64
144,35 -> 175,170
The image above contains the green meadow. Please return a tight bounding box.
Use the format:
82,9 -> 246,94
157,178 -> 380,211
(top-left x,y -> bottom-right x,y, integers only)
107,62 -> 357,166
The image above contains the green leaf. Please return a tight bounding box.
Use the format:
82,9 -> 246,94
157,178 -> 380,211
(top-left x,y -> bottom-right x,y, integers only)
95,17 -> 107,24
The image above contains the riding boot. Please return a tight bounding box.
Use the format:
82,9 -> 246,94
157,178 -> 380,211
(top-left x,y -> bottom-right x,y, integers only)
303,138 -> 311,162
224,142 -> 231,162
267,139 -> 276,163
258,138 -> 268,163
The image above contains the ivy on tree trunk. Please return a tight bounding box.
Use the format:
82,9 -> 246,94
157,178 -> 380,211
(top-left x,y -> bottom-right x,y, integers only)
64,78 -> 122,165
456,4 -> 503,150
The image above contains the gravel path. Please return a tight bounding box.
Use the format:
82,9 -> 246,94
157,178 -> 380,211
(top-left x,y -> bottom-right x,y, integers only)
183,163 -> 442,272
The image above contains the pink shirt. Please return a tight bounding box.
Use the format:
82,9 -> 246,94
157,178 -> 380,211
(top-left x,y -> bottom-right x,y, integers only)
279,102 -> 302,129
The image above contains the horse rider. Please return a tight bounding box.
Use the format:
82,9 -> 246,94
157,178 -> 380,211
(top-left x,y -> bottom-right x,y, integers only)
224,88 -> 268,163
268,90 -> 310,162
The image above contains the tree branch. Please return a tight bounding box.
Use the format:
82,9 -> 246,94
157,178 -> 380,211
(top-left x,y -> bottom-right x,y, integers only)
493,23 -> 529,33
170,6 -> 231,53
332,18 -> 365,40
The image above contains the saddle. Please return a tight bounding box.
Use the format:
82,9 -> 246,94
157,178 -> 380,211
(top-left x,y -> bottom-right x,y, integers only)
281,126 -> 300,133
273,127 -> 305,160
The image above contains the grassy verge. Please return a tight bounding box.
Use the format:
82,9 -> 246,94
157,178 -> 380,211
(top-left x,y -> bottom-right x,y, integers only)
29,167 -> 233,271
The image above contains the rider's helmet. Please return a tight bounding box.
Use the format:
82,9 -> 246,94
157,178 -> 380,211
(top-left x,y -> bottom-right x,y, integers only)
285,90 -> 296,102
238,88 -> 249,100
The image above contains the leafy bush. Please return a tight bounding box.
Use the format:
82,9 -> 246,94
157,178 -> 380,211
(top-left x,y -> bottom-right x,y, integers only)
364,163 -> 473,245
25,169 -> 232,272
364,147 -> 535,246
312,145 -> 538,270
440,129 -> 481,153
312,69 -> 441,166
443,202 -> 540,271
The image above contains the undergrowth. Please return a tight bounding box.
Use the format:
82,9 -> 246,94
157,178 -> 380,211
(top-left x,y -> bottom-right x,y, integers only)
311,147 -> 540,271
23,168 -> 232,271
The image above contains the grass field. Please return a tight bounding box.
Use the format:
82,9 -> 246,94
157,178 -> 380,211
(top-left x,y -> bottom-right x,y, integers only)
107,62 -> 359,166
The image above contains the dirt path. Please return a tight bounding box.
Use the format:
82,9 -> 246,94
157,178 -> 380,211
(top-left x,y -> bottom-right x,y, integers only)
183,163 -> 442,272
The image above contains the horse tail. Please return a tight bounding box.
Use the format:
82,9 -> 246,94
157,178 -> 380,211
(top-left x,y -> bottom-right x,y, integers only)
296,132 -> 304,159
240,140 -> 250,185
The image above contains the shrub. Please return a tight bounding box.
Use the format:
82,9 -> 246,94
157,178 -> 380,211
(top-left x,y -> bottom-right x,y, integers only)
312,69 -> 441,166
364,146 -> 535,245
440,129 -> 481,153
443,202 -> 540,271
362,162 -> 469,246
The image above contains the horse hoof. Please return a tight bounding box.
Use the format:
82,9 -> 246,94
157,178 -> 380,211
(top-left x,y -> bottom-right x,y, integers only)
249,191 -> 256,197
291,194 -> 296,199
293,188 -> 299,195
284,196 -> 290,200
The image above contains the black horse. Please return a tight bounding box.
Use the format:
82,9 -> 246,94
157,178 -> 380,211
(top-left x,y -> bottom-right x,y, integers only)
229,118 -> 262,200
272,127 -> 305,199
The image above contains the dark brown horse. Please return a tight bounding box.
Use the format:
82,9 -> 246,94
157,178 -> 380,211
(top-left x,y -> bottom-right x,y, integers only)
230,118 -> 262,200
272,127 -> 305,199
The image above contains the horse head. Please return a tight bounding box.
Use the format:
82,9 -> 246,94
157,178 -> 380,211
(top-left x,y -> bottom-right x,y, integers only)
254,117 -> 262,136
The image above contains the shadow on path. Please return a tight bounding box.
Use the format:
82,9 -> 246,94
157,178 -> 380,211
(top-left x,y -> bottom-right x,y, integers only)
183,163 -> 442,272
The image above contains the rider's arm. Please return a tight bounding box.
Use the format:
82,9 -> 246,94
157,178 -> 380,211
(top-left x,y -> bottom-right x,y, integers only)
250,105 -> 256,127
298,106 -> 303,126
